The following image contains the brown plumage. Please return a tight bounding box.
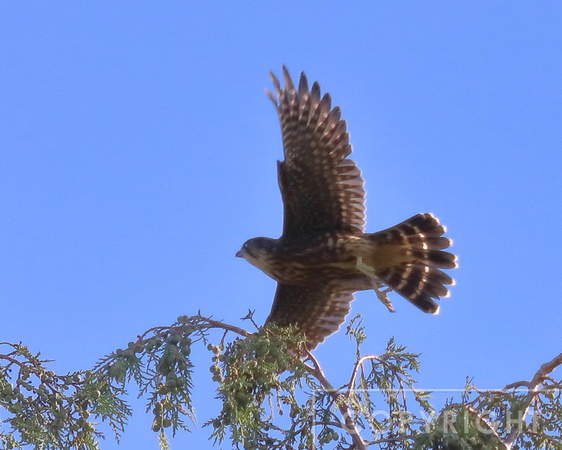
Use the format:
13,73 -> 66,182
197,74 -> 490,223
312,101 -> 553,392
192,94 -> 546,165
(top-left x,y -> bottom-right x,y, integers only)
236,67 -> 457,350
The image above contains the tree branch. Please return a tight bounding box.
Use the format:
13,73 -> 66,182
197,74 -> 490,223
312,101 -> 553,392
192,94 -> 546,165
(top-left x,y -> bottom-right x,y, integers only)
346,355 -> 381,398
466,405 -> 507,449
199,317 -> 252,338
304,350 -> 368,450
504,352 -> 562,449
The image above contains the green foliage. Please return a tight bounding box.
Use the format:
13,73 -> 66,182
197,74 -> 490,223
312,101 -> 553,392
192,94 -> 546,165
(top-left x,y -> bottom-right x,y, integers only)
416,378 -> 562,450
0,342 -> 128,449
93,314 -> 215,440
344,319 -> 434,445
205,324 -> 315,449
1,315 -> 561,449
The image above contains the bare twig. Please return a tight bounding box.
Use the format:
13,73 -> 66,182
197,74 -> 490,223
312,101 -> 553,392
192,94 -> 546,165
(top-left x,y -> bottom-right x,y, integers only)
240,309 -> 260,330
304,350 -> 368,450
367,435 -> 410,446
504,352 -> 562,449
199,317 -> 252,338
346,355 -> 381,397
135,316 -> 252,343
313,420 -> 347,429
466,405 -> 507,449
503,380 -> 531,390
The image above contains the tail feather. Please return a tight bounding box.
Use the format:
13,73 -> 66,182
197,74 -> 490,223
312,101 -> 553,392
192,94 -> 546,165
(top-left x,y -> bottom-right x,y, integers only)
409,249 -> 457,269
371,213 -> 457,314
389,212 -> 448,237
410,236 -> 451,250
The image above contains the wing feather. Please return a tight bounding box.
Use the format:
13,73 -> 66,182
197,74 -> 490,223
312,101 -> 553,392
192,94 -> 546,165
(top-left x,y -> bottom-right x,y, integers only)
266,283 -> 354,350
269,66 -> 366,239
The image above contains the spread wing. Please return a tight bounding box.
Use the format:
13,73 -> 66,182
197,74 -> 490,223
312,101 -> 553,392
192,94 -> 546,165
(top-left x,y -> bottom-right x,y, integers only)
265,283 -> 354,350
267,66 -> 366,240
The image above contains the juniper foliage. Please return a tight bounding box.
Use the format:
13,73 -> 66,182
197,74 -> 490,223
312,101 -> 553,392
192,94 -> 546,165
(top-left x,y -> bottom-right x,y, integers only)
1,314 -> 560,449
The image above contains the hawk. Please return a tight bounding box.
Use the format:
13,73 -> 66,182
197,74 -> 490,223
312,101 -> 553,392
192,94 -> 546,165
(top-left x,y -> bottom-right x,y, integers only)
236,67 -> 457,349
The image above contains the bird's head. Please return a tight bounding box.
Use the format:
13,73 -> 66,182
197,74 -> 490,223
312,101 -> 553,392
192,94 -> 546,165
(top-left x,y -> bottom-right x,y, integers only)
236,237 -> 278,272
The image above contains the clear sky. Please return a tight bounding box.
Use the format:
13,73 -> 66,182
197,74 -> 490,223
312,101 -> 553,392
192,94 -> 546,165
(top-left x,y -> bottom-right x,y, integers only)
1,2 -> 561,448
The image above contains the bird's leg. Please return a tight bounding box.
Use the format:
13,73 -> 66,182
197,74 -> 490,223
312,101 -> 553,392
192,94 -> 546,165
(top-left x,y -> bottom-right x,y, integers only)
356,257 -> 395,313
356,256 -> 375,276
373,284 -> 395,313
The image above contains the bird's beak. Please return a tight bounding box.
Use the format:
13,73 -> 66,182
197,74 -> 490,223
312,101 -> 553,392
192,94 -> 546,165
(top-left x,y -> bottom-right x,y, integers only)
235,249 -> 244,258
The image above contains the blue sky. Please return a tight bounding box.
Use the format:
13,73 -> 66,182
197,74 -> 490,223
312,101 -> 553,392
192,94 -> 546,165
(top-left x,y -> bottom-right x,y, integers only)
1,2 -> 561,448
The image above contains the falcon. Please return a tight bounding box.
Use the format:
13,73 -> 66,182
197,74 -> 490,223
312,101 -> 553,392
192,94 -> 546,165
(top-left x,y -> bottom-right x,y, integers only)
236,67 -> 457,349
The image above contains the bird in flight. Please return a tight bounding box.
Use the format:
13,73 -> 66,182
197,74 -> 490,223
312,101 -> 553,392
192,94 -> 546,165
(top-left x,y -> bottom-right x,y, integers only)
236,67 -> 457,349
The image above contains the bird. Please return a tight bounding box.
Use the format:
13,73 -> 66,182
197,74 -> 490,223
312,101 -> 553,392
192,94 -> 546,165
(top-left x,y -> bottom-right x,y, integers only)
236,67 -> 457,350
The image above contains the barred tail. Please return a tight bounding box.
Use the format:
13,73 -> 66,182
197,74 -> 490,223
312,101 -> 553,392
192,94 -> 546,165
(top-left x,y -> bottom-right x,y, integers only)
370,213 -> 458,314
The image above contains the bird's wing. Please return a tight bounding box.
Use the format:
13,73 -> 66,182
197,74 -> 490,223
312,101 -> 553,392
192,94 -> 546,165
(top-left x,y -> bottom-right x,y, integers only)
268,66 -> 366,239
265,283 -> 354,350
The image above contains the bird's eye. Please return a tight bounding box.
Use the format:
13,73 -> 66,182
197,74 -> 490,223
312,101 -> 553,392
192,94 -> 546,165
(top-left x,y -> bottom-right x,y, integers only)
242,241 -> 253,256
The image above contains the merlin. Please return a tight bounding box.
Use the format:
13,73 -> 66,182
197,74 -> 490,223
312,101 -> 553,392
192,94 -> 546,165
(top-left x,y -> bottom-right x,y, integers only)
236,67 -> 457,349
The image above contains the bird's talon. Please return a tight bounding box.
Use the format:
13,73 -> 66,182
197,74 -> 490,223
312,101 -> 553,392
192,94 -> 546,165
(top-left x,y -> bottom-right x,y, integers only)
374,285 -> 395,313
